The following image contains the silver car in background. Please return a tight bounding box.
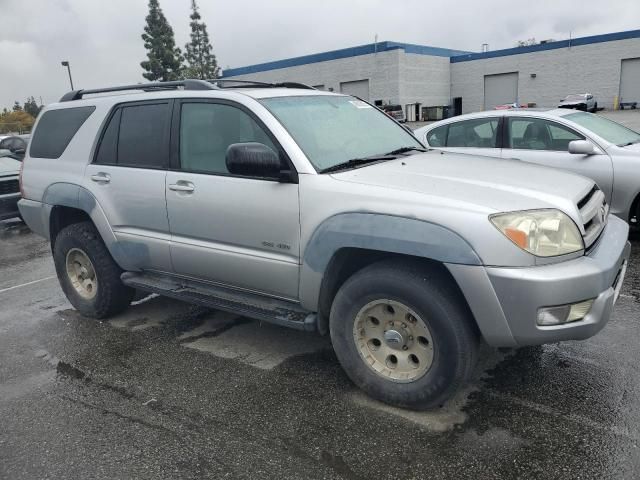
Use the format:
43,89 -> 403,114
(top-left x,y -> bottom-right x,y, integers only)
415,109 -> 640,226
558,93 -> 598,112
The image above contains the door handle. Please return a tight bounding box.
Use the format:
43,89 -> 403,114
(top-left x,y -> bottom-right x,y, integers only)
168,182 -> 195,193
90,173 -> 111,183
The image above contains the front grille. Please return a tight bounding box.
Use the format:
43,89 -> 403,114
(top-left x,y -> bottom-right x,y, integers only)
577,185 -> 607,249
0,179 -> 19,196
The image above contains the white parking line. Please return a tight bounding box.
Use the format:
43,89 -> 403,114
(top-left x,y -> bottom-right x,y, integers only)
0,276 -> 56,294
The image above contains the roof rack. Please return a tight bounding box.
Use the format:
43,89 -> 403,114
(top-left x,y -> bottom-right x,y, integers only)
59,79 -> 216,102
59,78 -> 316,102
208,79 -> 316,90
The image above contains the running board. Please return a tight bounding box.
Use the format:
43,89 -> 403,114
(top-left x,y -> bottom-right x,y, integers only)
121,272 -> 317,332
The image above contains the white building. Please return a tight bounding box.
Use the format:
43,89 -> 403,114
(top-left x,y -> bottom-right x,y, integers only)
222,30 -> 640,120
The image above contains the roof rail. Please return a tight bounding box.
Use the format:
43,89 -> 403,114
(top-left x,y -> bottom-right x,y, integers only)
59,79 -> 216,102
59,78 -> 317,102
208,79 -> 316,90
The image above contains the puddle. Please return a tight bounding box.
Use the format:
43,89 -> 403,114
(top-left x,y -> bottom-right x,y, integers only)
348,344 -> 511,432
182,320 -> 326,370
108,296 -> 190,331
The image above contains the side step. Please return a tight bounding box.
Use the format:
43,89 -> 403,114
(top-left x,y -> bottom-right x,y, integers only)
121,272 -> 317,332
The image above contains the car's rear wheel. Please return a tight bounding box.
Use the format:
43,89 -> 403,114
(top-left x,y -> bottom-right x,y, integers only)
329,259 -> 478,410
53,221 -> 134,318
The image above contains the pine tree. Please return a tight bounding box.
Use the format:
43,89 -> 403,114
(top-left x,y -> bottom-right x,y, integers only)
12,101 -> 22,112
23,97 -> 42,117
183,0 -> 219,80
140,0 -> 183,81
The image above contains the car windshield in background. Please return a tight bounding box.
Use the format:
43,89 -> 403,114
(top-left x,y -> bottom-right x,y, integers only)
260,95 -> 422,171
564,94 -> 586,101
565,112 -> 640,146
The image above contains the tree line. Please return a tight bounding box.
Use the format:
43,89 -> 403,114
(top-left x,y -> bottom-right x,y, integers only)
0,97 -> 42,134
141,0 -> 219,81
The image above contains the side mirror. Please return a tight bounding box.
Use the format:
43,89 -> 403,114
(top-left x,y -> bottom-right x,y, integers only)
226,142 -> 291,181
568,140 -> 595,155
9,148 -> 26,161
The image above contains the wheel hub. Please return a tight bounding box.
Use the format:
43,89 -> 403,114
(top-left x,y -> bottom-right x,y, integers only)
383,329 -> 406,350
353,299 -> 434,382
65,248 -> 98,300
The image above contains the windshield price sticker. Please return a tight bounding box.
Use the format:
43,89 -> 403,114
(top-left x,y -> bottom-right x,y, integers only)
349,100 -> 372,109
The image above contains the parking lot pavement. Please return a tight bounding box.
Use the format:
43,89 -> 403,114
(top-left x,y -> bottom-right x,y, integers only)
0,218 -> 638,480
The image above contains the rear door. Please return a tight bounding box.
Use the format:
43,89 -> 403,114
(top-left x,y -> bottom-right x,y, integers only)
165,99 -> 300,299
502,116 -> 614,200
424,117 -> 503,159
85,100 -> 172,272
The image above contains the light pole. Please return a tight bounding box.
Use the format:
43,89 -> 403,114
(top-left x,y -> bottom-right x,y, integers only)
61,60 -> 74,90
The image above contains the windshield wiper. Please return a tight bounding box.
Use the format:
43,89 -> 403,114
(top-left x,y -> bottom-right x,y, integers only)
385,146 -> 428,155
619,139 -> 640,147
319,155 -> 397,174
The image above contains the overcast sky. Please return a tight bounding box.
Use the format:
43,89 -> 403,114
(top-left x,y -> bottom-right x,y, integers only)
1,0 -> 639,108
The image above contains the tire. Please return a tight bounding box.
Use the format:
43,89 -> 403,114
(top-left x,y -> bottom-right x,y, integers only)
329,259 -> 478,410
592,102 -> 598,113
53,221 -> 134,318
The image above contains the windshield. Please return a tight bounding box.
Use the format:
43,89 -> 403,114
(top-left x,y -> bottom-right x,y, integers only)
260,95 -> 422,171
564,112 -> 640,146
564,94 -> 586,101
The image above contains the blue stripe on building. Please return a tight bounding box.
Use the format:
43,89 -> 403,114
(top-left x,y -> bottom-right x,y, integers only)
222,41 -> 470,77
450,29 -> 640,63
221,29 -> 640,77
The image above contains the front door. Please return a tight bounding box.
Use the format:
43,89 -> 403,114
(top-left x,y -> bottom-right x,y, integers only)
166,99 -> 301,300
85,100 -> 172,272
502,116 -> 614,201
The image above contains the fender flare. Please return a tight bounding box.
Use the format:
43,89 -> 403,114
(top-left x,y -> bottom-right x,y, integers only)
298,212 -> 482,311
43,182 -> 129,269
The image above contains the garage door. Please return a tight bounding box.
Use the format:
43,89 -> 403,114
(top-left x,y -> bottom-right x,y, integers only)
340,80 -> 370,101
620,58 -> 640,104
484,72 -> 518,110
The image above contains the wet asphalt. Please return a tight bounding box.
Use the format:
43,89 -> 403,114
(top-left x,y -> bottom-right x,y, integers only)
0,220 -> 639,480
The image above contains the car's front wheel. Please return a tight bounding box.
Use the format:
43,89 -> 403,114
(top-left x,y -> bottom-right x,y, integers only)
329,259 -> 478,410
53,221 -> 134,318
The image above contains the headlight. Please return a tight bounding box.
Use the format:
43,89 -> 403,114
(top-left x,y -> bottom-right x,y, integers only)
490,209 -> 584,257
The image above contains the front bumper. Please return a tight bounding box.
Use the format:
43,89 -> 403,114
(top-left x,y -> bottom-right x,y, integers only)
447,215 -> 631,347
0,193 -> 20,221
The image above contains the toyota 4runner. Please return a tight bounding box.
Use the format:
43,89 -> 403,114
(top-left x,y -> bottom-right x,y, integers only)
19,80 -> 631,410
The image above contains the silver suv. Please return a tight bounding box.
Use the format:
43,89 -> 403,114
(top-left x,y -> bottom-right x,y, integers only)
19,79 -> 631,410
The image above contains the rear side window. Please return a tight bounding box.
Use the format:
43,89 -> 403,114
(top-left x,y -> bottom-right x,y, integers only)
29,106 -> 95,158
95,102 -> 170,168
446,118 -> 499,148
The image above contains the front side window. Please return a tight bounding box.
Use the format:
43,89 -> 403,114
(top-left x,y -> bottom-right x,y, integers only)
508,118 -> 584,151
179,102 -> 277,175
260,95 -> 422,171
446,118 -> 499,148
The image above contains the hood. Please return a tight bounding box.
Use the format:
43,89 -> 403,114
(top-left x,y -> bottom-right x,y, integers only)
558,99 -> 585,106
614,142 -> 640,154
0,156 -> 21,175
330,151 -> 594,217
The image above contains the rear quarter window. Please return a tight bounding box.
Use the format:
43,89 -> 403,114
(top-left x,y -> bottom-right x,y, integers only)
29,106 -> 95,159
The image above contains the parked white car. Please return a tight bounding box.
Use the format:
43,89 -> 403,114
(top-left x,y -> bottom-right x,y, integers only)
414,109 -> 640,226
558,93 -> 598,112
